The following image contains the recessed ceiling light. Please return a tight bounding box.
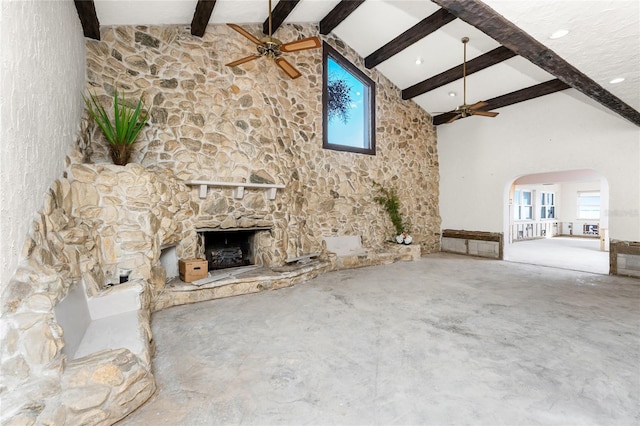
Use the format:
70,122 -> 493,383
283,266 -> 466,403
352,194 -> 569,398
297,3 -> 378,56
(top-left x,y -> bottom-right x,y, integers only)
550,29 -> 569,39
609,77 -> 625,84
448,92 -> 457,97
415,57 -> 423,65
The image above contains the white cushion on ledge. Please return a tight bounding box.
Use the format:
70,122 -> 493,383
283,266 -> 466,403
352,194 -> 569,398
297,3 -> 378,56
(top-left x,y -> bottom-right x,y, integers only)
324,236 -> 367,257
73,310 -> 145,360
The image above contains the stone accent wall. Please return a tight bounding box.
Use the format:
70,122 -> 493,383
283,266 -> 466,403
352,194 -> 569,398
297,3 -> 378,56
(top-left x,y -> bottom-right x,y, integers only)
1,23 -> 441,425
80,24 -> 441,262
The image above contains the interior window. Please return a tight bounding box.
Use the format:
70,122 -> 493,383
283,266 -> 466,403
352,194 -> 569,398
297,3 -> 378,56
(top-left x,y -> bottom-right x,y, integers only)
515,190 -> 533,220
540,192 -> 555,219
322,42 -> 375,155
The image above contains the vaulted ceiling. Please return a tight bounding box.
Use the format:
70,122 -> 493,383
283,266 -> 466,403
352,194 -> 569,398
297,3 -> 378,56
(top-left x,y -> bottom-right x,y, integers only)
76,0 -> 640,127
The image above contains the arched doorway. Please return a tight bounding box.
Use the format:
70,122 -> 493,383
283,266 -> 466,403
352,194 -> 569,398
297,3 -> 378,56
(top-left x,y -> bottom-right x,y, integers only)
503,169 -> 609,274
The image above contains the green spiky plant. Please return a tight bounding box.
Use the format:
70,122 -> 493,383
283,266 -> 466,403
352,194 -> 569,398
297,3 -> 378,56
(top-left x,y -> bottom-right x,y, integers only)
373,181 -> 408,236
83,90 -> 149,166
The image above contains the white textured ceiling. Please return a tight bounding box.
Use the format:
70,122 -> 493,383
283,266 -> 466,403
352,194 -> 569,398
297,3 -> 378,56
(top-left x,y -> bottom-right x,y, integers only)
94,0 -> 640,123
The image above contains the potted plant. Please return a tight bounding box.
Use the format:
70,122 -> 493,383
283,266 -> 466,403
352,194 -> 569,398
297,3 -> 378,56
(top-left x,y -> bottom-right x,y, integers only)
373,182 -> 412,244
83,89 -> 149,166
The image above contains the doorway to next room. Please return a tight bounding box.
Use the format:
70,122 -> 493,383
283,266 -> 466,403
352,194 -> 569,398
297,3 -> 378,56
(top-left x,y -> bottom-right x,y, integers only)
503,169 -> 609,274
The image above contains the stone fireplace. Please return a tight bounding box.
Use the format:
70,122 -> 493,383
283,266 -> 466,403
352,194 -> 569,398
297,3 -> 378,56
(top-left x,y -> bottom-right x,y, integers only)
81,24 -> 442,263
2,23 -> 443,426
199,228 -> 270,270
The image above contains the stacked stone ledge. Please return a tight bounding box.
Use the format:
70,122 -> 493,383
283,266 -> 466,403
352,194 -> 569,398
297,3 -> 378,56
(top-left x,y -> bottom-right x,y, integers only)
1,163 -> 199,425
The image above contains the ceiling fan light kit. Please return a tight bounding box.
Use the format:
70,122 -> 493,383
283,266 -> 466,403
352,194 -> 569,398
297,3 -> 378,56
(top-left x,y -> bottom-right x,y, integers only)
444,36 -> 499,124
225,0 -> 321,79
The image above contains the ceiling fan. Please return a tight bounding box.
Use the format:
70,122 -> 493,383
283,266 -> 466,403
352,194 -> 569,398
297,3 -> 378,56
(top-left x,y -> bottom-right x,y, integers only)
444,37 -> 499,123
225,0 -> 321,80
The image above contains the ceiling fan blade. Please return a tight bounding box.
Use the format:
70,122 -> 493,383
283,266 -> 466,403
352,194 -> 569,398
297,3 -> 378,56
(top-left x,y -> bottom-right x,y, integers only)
280,36 -> 321,52
472,110 -> 499,118
226,55 -> 261,67
275,57 -> 302,79
446,113 -> 462,124
227,23 -> 263,45
469,101 -> 488,110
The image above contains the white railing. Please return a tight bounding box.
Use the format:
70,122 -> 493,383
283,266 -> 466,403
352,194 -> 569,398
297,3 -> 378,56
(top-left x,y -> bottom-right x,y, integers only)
512,221 -> 559,241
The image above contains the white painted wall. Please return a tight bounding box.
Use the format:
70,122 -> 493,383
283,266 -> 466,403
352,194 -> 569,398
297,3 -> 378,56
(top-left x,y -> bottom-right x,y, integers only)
0,0 -> 86,291
438,90 -> 640,242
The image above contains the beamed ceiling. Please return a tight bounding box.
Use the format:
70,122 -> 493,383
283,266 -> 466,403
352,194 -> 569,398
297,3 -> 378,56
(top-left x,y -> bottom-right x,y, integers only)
76,0 -> 640,127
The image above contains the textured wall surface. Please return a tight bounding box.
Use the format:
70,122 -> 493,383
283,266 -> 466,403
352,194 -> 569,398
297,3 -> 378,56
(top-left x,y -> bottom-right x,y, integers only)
0,0 -> 86,293
1,164 -> 197,424
80,24 -> 441,257
67,163 -> 199,284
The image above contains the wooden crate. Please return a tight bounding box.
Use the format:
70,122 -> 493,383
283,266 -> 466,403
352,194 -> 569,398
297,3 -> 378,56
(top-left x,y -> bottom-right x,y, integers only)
179,258 -> 208,283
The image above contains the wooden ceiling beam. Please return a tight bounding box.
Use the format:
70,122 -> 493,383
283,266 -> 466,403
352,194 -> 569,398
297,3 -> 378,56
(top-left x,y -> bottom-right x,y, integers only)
402,46 -> 516,100
320,0 -> 366,35
263,0 -> 301,35
74,0 -> 100,40
403,46 -> 515,100
432,0 -> 640,126
191,0 -> 217,37
365,8 -> 456,69
433,79 -> 571,125
482,78 -> 571,111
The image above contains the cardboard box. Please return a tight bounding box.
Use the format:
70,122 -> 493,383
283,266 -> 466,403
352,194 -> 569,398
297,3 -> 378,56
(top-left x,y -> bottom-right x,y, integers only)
179,258 -> 208,283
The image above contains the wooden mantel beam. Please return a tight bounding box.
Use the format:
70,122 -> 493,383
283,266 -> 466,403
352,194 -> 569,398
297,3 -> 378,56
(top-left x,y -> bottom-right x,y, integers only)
403,46 -> 516,100
191,0 -> 217,37
320,0 -> 366,35
433,79 -> 571,125
432,0 -> 640,126
365,8 -> 456,69
74,0 -> 100,40
263,0 -> 301,35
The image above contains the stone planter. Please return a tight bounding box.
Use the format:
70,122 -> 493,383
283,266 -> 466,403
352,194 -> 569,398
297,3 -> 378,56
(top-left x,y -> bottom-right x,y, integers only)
109,144 -> 134,166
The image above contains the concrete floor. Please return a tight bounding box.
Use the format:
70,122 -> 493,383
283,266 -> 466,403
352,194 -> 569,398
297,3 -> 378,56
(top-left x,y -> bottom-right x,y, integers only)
505,237 -> 608,275
120,253 -> 639,426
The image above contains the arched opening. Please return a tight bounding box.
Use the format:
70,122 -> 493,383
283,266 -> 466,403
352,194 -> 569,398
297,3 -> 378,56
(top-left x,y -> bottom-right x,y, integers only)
503,169 -> 609,274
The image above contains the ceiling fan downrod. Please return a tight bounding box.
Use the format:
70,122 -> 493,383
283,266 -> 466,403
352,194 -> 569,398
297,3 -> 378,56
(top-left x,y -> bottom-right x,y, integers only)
268,0 -> 273,38
444,36 -> 498,123
462,36 -> 469,108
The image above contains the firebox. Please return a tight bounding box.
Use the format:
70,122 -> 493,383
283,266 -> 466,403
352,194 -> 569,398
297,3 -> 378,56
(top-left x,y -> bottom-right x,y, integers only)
199,228 -> 267,271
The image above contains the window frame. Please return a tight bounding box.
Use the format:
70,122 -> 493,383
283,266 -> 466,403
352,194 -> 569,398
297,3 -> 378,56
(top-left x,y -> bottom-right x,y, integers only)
514,189 -> 533,221
540,191 -> 555,220
322,42 -> 376,155
577,191 -> 600,220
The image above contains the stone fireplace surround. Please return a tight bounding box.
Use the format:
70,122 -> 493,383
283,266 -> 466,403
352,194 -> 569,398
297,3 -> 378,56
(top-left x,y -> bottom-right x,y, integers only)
1,23 -> 441,425
1,163 -> 424,424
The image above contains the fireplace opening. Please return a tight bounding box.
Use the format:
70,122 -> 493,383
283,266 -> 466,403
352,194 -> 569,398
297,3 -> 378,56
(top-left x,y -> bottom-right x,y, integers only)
199,229 -> 266,271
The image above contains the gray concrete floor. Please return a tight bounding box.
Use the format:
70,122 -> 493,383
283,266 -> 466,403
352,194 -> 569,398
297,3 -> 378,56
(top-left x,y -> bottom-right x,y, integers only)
505,237 -> 609,275
120,253 -> 639,426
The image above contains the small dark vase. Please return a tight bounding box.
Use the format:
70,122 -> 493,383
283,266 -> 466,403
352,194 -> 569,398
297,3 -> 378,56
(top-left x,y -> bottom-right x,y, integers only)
110,144 -> 133,166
